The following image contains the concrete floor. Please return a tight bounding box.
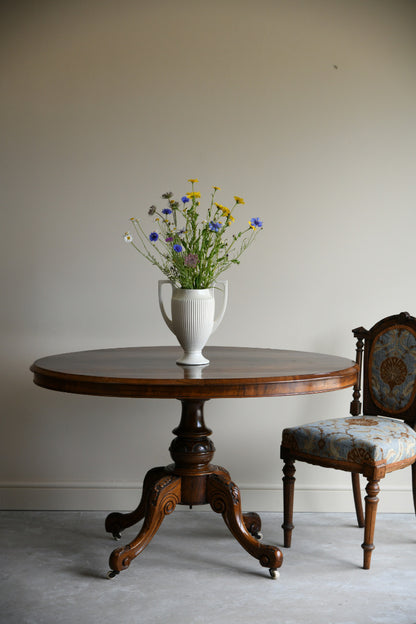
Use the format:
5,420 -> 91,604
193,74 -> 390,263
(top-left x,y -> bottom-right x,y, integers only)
0,510 -> 415,624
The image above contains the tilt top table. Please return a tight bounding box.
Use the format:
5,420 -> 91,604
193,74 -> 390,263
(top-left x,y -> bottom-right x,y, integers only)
31,346 -> 358,579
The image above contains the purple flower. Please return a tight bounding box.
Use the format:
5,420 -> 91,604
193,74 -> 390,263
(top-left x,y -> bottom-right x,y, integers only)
181,196 -> 190,203
184,253 -> 199,268
249,217 -> 263,229
173,244 -> 183,253
165,236 -> 173,242
149,231 -> 159,242
209,221 -> 222,232
162,208 -> 172,215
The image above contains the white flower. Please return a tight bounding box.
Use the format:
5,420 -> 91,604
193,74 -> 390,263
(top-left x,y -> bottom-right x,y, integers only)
124,232 -> 133,243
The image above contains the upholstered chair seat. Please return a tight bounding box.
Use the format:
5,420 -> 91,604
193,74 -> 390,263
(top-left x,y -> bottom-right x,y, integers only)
280,312 -> 416,569
282,416 -> 416,469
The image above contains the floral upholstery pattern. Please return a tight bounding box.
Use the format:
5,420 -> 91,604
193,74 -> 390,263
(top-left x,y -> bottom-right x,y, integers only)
370,326 -> 416,413
282,416 -> 416,466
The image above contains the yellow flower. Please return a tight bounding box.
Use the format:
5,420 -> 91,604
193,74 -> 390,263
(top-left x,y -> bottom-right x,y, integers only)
188,178 -> 199,184
187,191 -> 201,199
234,196 -> 245,204
218,205 -> 235,223
213,186 -> 221,191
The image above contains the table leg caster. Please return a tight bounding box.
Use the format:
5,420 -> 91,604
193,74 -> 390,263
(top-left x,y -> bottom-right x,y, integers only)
106,570 -> 120,579
269,569 -> 280,580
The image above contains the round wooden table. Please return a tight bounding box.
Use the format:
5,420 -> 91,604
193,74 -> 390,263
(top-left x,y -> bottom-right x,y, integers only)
31,346 -> 358,579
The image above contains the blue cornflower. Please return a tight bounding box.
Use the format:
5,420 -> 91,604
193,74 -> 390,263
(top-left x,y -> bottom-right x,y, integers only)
162,208 -> 172,215
181,196 -> 190,204
249,217 -> 263,229
149,231 -> 159,242
209,221 -> 222,232
173,244 -> 183,253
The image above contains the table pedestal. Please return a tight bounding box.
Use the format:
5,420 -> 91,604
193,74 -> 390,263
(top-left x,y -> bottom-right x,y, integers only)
105,399 -> 283,578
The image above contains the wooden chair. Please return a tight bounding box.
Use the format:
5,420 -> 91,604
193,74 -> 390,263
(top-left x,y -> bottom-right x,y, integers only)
280,311 -> 416,569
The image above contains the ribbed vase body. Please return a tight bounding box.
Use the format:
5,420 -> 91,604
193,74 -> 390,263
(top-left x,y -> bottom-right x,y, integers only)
171,288 -> 215,365
158,280 -> 228,366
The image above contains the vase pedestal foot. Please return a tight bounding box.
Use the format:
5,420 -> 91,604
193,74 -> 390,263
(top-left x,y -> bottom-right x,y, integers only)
176,352 -> 210,366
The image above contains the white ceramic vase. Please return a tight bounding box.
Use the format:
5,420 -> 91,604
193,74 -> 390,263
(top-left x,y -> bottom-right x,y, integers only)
158,280 -> 228,365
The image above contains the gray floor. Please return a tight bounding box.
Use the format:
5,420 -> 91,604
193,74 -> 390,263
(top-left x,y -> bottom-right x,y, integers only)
0,510 -> 415,624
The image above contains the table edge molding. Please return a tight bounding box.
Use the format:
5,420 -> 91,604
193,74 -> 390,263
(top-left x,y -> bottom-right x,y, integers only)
32,364 -> 358,399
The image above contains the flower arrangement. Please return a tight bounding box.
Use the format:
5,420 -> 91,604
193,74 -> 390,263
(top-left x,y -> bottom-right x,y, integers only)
124,178 -> 263,289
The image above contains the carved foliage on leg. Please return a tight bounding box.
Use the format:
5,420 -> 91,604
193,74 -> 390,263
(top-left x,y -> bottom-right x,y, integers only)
215,465 -> 232,481
109,473 -> 181,573
207,473 -> 282,570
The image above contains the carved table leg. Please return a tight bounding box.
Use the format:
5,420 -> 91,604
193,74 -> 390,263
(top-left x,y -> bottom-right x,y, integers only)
207,470 -> 283,578
108,471 -> 181,576
215,466 -> 262,538
106,398 -> 281,579
105,466 -> 167,539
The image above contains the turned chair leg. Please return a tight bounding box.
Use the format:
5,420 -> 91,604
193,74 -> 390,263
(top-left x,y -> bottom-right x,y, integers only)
412,462 -> 416,516
282,456 -> 296,548
362,478 -> 380,570
351,472 -> 365,528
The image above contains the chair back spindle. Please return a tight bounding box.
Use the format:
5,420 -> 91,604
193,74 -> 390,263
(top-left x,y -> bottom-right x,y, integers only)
350,327 -> 367,416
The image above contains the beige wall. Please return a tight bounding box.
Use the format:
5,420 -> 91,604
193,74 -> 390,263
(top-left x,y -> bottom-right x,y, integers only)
1,0 -> 416,511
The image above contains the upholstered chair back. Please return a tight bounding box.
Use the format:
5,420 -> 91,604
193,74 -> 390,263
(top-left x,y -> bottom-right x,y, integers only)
352,312 -> 416,429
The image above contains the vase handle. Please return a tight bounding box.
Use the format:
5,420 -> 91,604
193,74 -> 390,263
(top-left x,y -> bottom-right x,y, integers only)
212,280 -> 228,333
158,280 -> 174,332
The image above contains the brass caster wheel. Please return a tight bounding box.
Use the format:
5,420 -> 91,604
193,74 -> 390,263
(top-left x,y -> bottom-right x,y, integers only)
106,570 -> 120,579
269,568 -> 280,580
